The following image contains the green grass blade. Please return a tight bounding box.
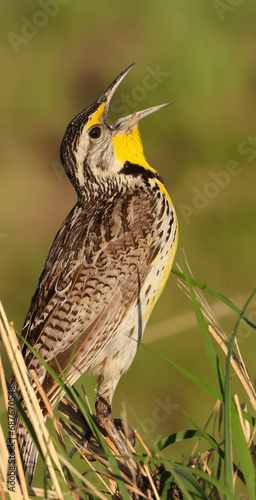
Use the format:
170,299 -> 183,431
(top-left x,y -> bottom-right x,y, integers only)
155,457 -> 240,500
158,470 -> 174,499
171,464 -> 238,500
151,426 -> 244,484
151,428 -> 221,456
171,467 -> 209,500
48,432 -> 103,498
224,289 -> 256,500
178,406 -> 246,484
231,404 -> 256,500
223,343 -> 233,495
172,268 -> 256,329
140,341 -> 255,431
151,429 -> 207,455
179,253 -> 225,388
141,341 -> 222,400
224,289 -> 256,498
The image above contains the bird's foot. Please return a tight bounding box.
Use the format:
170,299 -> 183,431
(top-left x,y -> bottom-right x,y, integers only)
94,397 -> 141,485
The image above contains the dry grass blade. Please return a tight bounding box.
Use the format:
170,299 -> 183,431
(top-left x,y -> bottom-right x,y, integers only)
189,399 -> 222,462
234,394 -> 250,443
27,487 -> 64,499
0,348 -> 27,499
176,255 -> 256,412
234,395 -> 256,467
0,301 -> 65,499
134,430 -> 152,458
234,339 -> 256,396
29,369 -> 68,457
64,428 -> 147,497
143,464 -> 160,500
54,453 -> 111,500
188,440 -> 223,468
209,325 -> 256,411
28,367 -> 80,500
0,424 -> 24,500
176,253 -> 224,336
80,453 -> 114,496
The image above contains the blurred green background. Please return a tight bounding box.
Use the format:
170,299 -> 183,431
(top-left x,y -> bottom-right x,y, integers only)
1,0 -> 256,474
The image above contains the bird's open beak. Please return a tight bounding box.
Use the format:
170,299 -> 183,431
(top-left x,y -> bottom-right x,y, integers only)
99,64 -> 172,131
110,103 -> 172,131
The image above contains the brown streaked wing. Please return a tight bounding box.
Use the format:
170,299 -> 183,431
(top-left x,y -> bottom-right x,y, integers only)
41,265 -> 143,405
22,188 -> 164,383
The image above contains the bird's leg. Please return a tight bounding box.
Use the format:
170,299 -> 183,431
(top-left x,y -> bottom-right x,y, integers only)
95,396 -> 132,456
95,396 -> 140,482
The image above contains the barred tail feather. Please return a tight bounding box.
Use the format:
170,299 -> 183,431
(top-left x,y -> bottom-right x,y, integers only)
17,412 -> 39,486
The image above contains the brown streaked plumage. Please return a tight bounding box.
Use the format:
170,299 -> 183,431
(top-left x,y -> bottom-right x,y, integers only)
8,64 -> 178,484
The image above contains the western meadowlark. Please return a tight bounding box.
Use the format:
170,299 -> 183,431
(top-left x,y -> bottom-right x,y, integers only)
9,63 -> 178,484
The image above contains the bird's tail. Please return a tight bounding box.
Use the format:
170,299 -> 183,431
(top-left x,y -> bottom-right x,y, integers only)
17,412 -> 39,485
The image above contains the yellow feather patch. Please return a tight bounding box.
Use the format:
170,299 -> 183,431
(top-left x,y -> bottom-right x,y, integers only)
113,125 -> 157,173
153,178 -> 172,204
84,103 -> 106,130
143,218 -> 178,322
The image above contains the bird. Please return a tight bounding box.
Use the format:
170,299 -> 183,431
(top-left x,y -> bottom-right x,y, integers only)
8,63 -> 178,485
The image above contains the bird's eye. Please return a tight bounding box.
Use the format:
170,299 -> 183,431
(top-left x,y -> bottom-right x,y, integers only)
88,126 -> 102,139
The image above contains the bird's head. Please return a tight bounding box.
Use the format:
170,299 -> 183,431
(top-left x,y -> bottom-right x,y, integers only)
60,64 -> 171,200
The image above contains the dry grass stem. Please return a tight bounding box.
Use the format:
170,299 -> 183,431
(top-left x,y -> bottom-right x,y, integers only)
143,464 -> 160,500
0,301 -> 65,499
177,255 -> 256,412
209,325 -> 256,411
134,430 -> 152,458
